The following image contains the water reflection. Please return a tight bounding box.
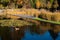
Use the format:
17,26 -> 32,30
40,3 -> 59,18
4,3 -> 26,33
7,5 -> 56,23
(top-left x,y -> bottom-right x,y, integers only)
49,30 -> 58,40
0,21 -> 60,40
56,33 -> 60,40
22,29 -> 53,40
22,30 -> 60,40
22,21 -> 60,40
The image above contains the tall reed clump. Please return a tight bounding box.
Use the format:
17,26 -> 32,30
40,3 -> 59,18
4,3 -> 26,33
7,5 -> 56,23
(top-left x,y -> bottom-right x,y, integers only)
38,9 -> 60,22
39,12 -> 46,19
35,0 -> 41,9
51,12 -> 60,22
30,0 -> 36,8
45,12 -> 53,20
38,9 -> 53,20
30,0 -> 41,9
38,9 -> 47,19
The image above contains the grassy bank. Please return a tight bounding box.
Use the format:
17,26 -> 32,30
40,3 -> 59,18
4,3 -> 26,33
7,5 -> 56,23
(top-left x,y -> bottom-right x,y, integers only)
0,19 -> 33,27
34,18 -> 60,25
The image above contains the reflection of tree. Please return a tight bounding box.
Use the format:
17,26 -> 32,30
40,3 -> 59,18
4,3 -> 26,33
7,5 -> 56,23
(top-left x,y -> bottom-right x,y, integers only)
10,26 -> 25,40
49,30 -> 58,40
29,21 -> 51,35
29,21 -> 60,40
1,27 -> 11,40
49,24 -> 60,40
30,25 -> 46,35
30,26 -> 40,34
0,26 -> 25,40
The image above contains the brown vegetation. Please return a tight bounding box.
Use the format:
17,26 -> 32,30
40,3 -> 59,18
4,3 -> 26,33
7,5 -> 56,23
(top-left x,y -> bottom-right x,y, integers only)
0,9 -> 60,22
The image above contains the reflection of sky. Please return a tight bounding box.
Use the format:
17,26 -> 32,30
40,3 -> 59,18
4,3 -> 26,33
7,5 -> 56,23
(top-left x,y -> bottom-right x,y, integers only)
0,29 -> 60,40
0,37 -> 1,40
21,31 -> 53,40
56,33 -> 60,40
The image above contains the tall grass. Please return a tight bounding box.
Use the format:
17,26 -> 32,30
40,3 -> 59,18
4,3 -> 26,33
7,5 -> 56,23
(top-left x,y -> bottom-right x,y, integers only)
35,0 -> 41,9
0,9 -> 60,22
38,9 -> 60,22
30,0 -> 36,8
52,13 -> 60,22
30,0 -> 41,9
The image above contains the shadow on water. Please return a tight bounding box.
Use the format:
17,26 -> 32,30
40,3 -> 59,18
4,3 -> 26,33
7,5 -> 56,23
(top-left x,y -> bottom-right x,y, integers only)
0,26 -> 25,40
0,21 -> 60,40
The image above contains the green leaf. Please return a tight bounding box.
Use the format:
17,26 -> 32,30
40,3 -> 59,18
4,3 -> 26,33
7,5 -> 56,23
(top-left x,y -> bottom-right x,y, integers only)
30,0 -> 36,8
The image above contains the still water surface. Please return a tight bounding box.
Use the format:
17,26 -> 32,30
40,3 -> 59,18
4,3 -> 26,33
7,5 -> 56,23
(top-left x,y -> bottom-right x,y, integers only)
0,23 -> 60,40
21,28 -> 60,40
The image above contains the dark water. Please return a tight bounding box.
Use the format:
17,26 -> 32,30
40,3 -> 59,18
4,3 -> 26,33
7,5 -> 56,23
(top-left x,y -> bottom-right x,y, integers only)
22,30 -> 53,40
21,28 -> 60,40
0,22 -> 60,40
21,22 -> 60,40
0,28 -> 60,40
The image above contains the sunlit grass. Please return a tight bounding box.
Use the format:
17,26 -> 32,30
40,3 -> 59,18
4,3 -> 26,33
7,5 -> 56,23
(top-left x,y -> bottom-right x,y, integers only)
0,9 -> 60,25
34,18 -> 60,25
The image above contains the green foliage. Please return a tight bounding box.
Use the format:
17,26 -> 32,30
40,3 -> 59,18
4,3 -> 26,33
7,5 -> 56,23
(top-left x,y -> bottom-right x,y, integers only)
30,0 -> 36,8
0,4 -> 4,9
34,18 -> 60,25
0,0 -> 59,10
53,0 -> 58,8
50,0 -> 54,4
0,0 -> 10,3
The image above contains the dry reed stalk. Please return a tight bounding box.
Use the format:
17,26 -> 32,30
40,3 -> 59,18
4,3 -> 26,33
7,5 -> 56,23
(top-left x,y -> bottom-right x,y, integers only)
52,13 -> 60,22
36,0 -> 41,9
40,12 -> 46,19
39,9 -> 48,19
39,9 -> 53,20
45,12 -> 53,20
2,9 -> 60,21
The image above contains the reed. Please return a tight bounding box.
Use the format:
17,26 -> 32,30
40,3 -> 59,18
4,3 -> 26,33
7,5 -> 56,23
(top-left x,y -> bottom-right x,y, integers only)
52,13 -> 60,22
30,0 -> 36,8
39,10 -> 52,20
1,9 -> 60,22
35,0 -> 41,9
45,12 -> 52,20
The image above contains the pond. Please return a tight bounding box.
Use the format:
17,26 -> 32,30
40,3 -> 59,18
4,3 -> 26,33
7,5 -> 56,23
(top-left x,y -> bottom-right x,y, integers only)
0,22 -> 60,40
21,29 -> 60,40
